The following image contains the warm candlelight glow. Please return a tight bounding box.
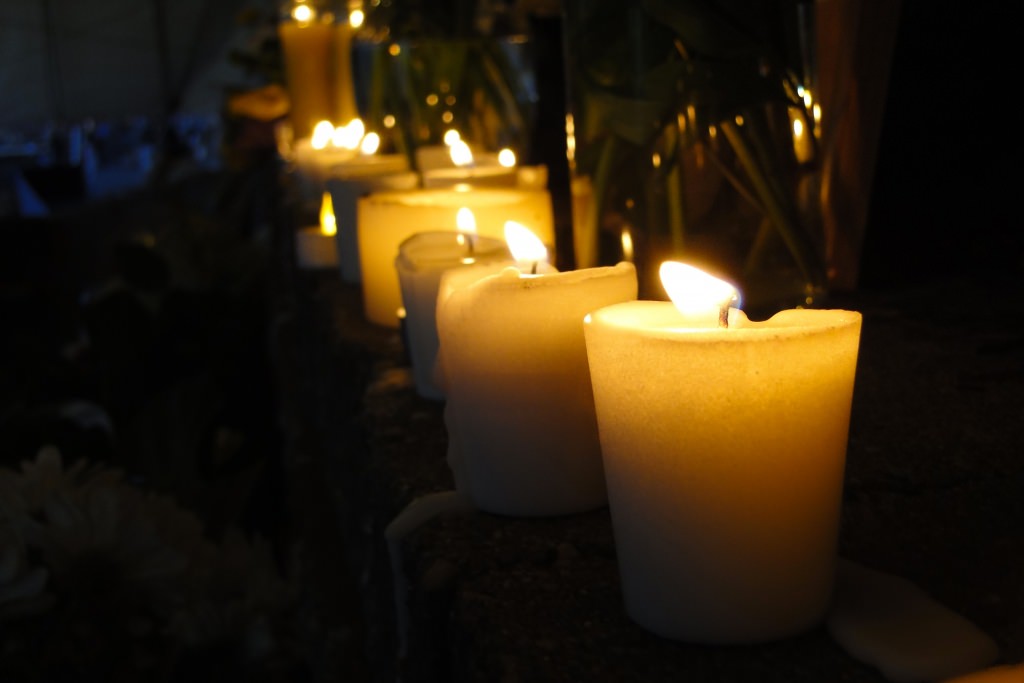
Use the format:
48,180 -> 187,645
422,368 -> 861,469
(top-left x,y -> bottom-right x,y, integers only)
792,117 -> 805,139
504,221 -> 547,267
449,140 -> 474,167
443,129 -> 462,146
621,229 -> 634,261
334,118 -> 365,150
311,120 -> 334,150
498,148 -> 516,167
659,261 -> 738,324
319,192 -> 336,236
360,131 -> 381,155
456,207 -> 477,233
292,3 -> 314,23
349,8 -> 364,27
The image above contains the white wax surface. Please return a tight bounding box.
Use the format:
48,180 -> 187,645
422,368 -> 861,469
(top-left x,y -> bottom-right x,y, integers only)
395,232 -> 511,400
357,187 -> 555,328
325,164 -> 418,284
420,164 -> 518,188
295,225 -> 338,270
584,302 -> 862,642
436,262 -> 637,516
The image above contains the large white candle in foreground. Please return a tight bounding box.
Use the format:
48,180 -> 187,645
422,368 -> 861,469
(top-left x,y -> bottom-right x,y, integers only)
396,220 -> 511,400
357,187 -> 555,327
583,262 -> 862,643
436,225 -> 637,516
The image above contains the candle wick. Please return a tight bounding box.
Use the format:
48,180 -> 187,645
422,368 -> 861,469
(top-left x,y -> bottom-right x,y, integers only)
531,261 -> 538,275
467,235 -> 475,257
719,306 -> 729,329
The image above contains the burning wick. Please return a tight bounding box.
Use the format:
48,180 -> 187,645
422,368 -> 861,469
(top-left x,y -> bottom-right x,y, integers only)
659,261 -> 739,329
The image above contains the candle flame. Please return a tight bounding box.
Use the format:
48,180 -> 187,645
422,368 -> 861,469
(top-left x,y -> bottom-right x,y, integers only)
349,8 -> 364,27
360,131 -> 381,155
443,129 -> 462,146
334,118 -> 365,150
659,261 -> 738,323
292,4 -> 314,23
449,139 -> 473,167
455,207 -> 477,233
497,148 -> 516,167
319,192 -> 336,236
620,229 -> 634,261
504,221 -> 547,266
311,120 -> 334,150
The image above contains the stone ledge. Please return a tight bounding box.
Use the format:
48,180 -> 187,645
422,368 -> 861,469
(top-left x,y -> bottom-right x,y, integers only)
277,271 -> 1024,682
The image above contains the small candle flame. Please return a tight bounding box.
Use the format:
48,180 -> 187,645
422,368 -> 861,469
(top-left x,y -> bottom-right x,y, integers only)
659,261 -> 738,327
620,229 -> 634,262
349,8 -> 364,27
504,221 -> 547,271
360,131 -> 381,155
292,3 -> 314,23
443,129 -> 461,146
334,118 -> 365,150
449,139 -> 473,167
455,207 -> 477,233
311,120 -> 334,150
319,192 -> 336,236
497,148 -> 516,168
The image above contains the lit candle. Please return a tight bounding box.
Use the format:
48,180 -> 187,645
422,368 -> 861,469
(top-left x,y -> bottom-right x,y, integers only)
325,158 -> 418,284
434,224 -> 638,516
417,135 -> 547,190
583,262 -> 862,643
277,2 -> 359,141
295,191 -> 340,269
395,212 -> 512,400
356,187 -> 555,327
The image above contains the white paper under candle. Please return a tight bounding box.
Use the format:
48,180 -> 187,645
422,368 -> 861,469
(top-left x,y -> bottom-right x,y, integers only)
436,261 -> 637,516
357,187 -> 555,328
583,301 -> 862,642
395,232 -> 511,400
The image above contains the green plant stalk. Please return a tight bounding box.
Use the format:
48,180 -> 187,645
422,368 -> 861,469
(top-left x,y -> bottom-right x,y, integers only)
666,159 -> 685,253
578,135 -> 622,267
720,117 -> 821,284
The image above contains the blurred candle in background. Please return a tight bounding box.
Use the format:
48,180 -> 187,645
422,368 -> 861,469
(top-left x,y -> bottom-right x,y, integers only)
278,2 -> 359,140
295,191 -> 340,269
583,262 -> 862,643
396,216 -> 511,400
356,187 -> 555,327
325,158 -> 418,284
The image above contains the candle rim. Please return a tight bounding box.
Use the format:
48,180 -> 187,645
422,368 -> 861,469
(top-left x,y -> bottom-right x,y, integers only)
586,300 -> 861,340
362,186 -> 546,208
396,231 -> 511,271
467,261 -> 635,292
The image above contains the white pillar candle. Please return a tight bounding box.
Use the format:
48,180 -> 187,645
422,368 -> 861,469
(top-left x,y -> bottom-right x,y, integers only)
325,159 -> 418,284
357,187 -> 555,328
436,251 -> 638,517
396,231 -> 511,400
583,263 -> 862,643
295,191 -> 340,270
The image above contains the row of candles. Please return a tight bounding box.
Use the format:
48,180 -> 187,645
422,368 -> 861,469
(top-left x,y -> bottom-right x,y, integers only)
287,119 -> 863,644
